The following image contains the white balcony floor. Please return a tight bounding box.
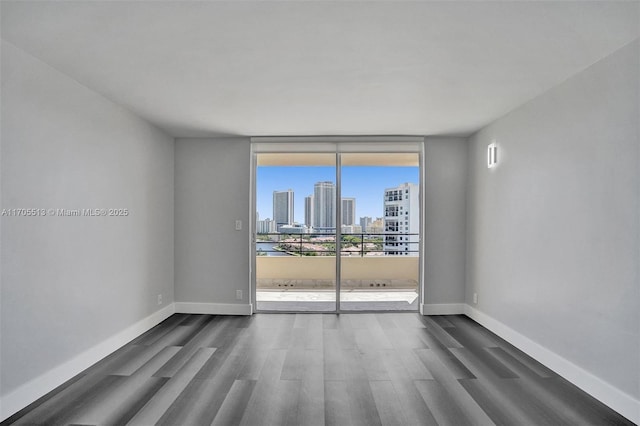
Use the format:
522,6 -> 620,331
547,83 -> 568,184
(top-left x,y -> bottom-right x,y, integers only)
255,289 -> 419,312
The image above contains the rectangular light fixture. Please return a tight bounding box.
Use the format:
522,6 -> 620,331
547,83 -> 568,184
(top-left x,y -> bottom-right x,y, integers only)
487,142 -> 498,168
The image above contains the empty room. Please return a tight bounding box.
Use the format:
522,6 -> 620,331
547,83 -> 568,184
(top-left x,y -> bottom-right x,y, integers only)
1,1 -> 638,425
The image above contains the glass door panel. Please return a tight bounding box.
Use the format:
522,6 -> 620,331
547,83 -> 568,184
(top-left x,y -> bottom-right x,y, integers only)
255,153 -> 337,312
339,153 -> 420,311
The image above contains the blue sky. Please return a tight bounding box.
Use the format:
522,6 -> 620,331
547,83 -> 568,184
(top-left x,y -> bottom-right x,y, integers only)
257,166 -> 419,222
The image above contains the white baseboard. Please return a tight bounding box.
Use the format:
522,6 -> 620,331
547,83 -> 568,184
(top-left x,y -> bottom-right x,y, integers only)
174,302 -> 253,316
464,304 -> 640,425
420,303 -> 466,315
0,303 -> 175,422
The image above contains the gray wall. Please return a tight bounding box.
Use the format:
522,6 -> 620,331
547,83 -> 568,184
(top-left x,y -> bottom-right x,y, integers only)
174,138 -> 251,305
0,41 -> 175,396
466,40 -> 639,399
424,138 -> 467,305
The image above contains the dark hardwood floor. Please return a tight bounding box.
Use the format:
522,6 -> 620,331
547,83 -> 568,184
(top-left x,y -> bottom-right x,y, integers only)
2,313 -> 634,426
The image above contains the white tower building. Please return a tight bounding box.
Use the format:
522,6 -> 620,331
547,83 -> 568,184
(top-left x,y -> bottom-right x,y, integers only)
383,183 -> 419,256
273,189 -> 294,231
313,181 -> 335,231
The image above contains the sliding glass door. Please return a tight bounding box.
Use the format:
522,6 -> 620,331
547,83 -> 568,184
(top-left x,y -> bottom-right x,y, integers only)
254,153 -> 337,312
339,153 -> 420,311
252,142 -> 422,313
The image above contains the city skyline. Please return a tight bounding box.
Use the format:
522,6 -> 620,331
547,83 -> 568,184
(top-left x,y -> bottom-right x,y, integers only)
256,166 -> 419,223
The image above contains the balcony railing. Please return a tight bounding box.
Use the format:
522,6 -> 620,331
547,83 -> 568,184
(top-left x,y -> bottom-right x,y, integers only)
255,232 -> 419,257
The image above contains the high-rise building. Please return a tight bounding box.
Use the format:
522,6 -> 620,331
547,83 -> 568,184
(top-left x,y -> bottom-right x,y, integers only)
383,183 -> 419,256
313,181 -> 335,231
304,195 -> 313,227
273,189 -> 294,231
359,216 -> 372,232
342,198 -> 356,226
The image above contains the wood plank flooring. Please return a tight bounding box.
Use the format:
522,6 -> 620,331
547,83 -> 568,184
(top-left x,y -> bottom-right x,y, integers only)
2,313 -> 634,426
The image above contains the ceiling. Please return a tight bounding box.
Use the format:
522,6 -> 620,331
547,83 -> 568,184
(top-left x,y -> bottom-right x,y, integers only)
1,1 -> 638,138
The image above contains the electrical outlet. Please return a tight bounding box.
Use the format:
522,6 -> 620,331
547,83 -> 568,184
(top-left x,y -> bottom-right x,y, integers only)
473,293 -> 478,304
157,294 -> 163,305
236,290 -> 243,300
235,220 -> 242,230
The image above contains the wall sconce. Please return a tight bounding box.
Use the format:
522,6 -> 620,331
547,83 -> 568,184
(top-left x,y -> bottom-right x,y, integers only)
487,142 -> 498,168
